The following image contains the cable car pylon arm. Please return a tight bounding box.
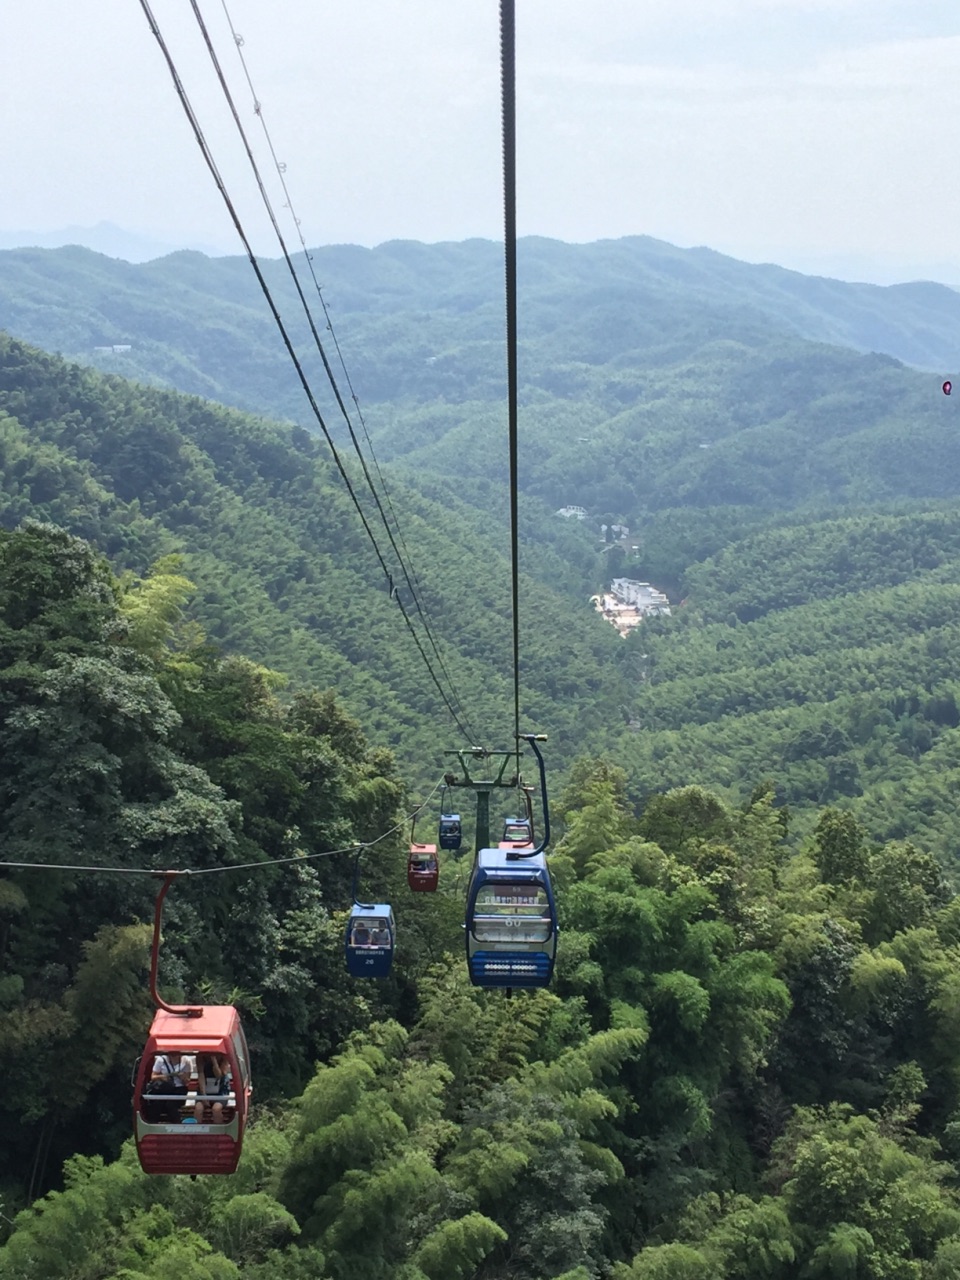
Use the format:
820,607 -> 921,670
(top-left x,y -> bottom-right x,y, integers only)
443,747 -> 518,790
149,872 -> 203,1017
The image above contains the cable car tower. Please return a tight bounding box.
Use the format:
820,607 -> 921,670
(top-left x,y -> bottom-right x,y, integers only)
442,745 -> 528,856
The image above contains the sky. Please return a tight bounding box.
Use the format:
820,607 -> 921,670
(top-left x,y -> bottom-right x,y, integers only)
4,0 -> 960,284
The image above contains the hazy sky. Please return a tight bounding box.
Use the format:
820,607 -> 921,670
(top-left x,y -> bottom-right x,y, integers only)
4,0 -> 960,282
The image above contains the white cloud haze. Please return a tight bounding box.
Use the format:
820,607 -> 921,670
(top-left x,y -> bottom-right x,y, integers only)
3,0 -> 960,282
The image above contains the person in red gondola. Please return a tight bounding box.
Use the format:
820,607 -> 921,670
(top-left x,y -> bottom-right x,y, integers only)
150,1050 -> 190,1122
194,1053 -> 230,1124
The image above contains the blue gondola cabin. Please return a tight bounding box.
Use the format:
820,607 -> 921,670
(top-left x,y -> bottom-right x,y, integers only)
438,813 -> 462,850
465,848 -> 557,988
501,816 -> 533,845
346,904 -> 396,977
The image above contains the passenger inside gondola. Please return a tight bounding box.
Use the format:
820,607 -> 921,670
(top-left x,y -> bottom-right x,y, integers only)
408,844 -> 439,892
194,1052 -> 231,1124
439,814 -> 462,849
146,1050 -> 190,1122
135,1006 -> 250,1172
351,918 -> 390,947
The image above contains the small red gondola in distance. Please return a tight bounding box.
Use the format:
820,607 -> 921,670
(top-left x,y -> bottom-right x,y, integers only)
944,380 -> 953,395
133,1005 -> 252,1175
408,841 -> 439,892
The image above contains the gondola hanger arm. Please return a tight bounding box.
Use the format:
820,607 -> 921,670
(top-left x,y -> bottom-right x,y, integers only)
149,872 -> 204,1017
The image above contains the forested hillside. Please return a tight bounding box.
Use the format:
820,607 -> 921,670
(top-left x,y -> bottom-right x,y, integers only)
0,332 -> 626,790
7,333 -> 960,860
4,236 -> 960,401
613,509 -> 960,853
1,238 -> 957,529
6,231 -> 960,1277
3,522 -> 960,1279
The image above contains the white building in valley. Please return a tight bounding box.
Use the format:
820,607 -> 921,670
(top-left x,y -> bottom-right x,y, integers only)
610,579 -> 671,614
591,579 -> 671,637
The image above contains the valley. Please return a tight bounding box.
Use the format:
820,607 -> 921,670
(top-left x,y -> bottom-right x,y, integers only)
4,233 -> 960,1279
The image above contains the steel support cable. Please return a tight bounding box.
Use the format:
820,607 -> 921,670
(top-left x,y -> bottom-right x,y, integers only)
1,844 -> 354,877
136,0 -> 474,742
500,0 -> 522,756
218,0 -> 441,706
188,0 -> 479,746
0,779 -> 445,879
217,1 -> 398,510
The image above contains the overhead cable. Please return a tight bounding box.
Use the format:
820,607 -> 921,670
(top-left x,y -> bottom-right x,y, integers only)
136,0 -> 476,742
218,0 -> 440,677
500,0 -> 523,758
1,778 -> 444,879
186,0 -> 478,744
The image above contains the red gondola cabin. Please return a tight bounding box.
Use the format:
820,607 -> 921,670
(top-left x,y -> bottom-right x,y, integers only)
408,842 -> 439,892
134,1005 -> 252,1175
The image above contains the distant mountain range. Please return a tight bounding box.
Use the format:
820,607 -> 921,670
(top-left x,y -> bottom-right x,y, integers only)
0,221 -> 230,262
2,234 -> 958,389
2,234 -> 960,523
5,221 -> 960,289
8,233 -> 960,849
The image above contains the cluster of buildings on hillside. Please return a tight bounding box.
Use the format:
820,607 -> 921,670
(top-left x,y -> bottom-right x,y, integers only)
554,507 -> 671,636
591,578 -> 671,637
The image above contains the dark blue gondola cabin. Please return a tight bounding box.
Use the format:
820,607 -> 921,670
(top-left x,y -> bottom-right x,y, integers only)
438,813 -> 462,851
346,905 -> 395,978
465,848 -> 557,989
408,842 -> 439,892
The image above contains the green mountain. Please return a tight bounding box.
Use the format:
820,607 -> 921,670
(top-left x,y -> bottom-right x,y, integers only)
3,511 -> 960,1280
6,234 -> 960,849
615,508 -> 960,849
4,236 -> 960,401
2,237 -> 958,527
7,246 -> 960,1279
0,332 -> 627,790
7,329 -> 960,867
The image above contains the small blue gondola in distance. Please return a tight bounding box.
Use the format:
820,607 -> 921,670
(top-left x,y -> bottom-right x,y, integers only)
438,812 -> 462,850
346,904 -> 395,978
465,847 -> 557,988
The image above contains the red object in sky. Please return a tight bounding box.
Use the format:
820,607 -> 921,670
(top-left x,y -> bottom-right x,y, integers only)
943,381 -> 953,396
